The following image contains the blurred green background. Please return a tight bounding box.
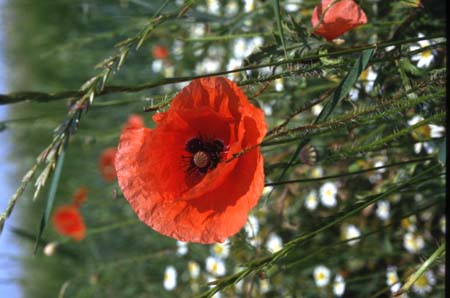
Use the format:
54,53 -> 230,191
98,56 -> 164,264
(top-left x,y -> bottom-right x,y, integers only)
0,0 -> 446,297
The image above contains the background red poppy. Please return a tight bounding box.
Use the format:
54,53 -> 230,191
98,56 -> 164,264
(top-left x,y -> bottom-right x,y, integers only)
311,0 -> 368,41
115,77 -> 267,243
99,147 -> 117,182
52,205 -> 86,241
72,187 -> 88,207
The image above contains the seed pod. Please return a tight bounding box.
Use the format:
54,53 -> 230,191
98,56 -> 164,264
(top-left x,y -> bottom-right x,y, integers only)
299,144 -> 318,166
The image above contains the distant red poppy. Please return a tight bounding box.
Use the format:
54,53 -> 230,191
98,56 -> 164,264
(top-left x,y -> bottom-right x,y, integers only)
52,205 -> 86,241
152,44 -> 169,60
72,187 -> 88,207
123,114 -> 144,130
311,0 -> 368,41
115,77 -> 267,243
99,147 -> 117,182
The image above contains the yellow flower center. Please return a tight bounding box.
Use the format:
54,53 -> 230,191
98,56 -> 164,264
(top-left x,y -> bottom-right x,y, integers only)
214,245 -> 223,255
415,275 -> 428,287
421,50 -> 432,58
212,262 -> 218,273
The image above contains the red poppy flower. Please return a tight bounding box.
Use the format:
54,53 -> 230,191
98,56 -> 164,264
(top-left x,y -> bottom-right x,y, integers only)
99,147 -> 117,182
311,0 -> 368,41
72,187 -> 88,207
115,77 -> 267,243
152,44 -> 169,60
124,114 -> 144,130
52,205 -> 86,241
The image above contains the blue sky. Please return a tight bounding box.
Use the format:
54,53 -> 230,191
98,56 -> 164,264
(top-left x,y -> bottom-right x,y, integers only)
0,0 -> 23,296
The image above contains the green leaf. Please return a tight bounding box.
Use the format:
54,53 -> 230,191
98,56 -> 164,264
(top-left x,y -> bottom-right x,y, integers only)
33,150 -> 66,254
273,0 -> 288,60
316,48 -> 375,123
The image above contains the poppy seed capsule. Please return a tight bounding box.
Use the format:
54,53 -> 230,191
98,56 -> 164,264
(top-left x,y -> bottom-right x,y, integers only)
299,144 -> 318,166
193,151 -> 210,168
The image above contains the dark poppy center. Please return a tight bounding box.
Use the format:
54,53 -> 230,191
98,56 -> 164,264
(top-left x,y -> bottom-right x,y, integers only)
185,137 -> 226,174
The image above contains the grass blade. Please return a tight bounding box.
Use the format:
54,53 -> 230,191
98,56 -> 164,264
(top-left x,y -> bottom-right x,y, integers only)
273,0 -> 288,59
33,150 -> 66,254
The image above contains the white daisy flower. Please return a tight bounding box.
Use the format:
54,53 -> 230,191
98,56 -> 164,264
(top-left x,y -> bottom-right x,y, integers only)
304,190 -> 319,210
245,215 -> 261,247
245,215 -> 260,238
207,0 -> 220,15
311,166 -> 324,178
163,266 -> 177,291
247,36 -> 264,53
412,270 -> 436,295
225,1 -> 239,17
333,274 -> 346,296
260,279 -> 270,294
176,241 -> 188,256
189,23 -> 205,38
188,261 -> 200,279
285,0 -> 303,12
244,0 -> 256,12
320,182 -> 338,207
408,115 -> 424,127
195,58 -> 221,74
233,38 -> 249,59
349,88 -> 360,101
401,215 -> 417,232
211,239 -> 230,259
172,40 -> 184,57
274,78 -> 284,92
314,265 -> 331,287
429,124 -> 445,138
376,200 -> 390,221
206,256 -> 226,276
343,224 -> 361,246
359,67 -> 377,92
266,233 -> 283,253
311,104 -> 323,116
151,59 -> 163,73
403,232 -> 425,253
226,58 -> 243,80
386,266 -> 401,293
410,33 -> 435,68
262,185 -> 273,196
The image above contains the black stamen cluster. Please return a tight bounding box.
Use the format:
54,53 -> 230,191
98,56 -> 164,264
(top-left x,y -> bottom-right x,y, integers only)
185,137 -> 225,174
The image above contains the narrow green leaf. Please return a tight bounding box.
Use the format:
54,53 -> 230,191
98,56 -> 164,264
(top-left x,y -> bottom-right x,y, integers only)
33,150 -> 66,254
316,48 -> 375,123
273,0 -> 288,60
268,49 -> 375,200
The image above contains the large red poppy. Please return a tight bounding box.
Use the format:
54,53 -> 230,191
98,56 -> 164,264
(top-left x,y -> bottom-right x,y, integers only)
52,205 -> 86,241
115,77 -> 267,243
311,0 -> 368,41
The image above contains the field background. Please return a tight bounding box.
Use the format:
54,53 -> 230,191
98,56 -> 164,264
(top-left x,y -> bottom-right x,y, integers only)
0,1 -> 446,297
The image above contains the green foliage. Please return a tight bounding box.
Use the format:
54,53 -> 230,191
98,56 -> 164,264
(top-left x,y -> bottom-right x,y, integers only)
0,0 -> 446,298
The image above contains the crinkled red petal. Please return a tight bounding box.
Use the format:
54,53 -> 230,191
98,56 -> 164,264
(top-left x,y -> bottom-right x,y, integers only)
116,77 -> 267,243
312,0 -> 368,41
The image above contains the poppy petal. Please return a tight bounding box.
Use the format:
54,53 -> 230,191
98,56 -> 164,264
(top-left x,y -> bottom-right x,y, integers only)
311,0 -> 368,41
116,77 -> 267,243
